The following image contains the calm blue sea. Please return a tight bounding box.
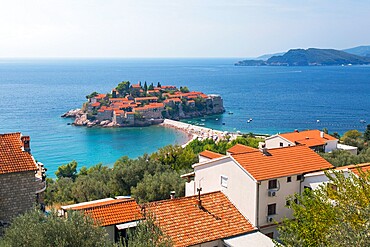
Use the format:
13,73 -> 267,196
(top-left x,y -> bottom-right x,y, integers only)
0,58 -> 369,176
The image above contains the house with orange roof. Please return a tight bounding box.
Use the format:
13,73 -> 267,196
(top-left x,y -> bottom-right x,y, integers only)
264,129 -> 339,153
184,144 -> 333,239
61,197 -> 143,242
302,162 -> 370,191
145,191 -> 274,247
0,133 -> 46,226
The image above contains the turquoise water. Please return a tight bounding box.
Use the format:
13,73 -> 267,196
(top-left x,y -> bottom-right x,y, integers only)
0,58 -> 369,176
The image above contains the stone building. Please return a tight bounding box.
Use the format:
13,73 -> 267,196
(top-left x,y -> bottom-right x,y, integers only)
0,133 -> 46,229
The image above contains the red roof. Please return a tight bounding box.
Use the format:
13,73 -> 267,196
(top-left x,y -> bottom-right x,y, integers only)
134,97 -> 158,101
231,145 -> 333,181
91,102 -> 100,107
94,94 -> 106,99
145,191 -> 255,247
199,150 -> 224,159
279,130 -> 337,147
227,144 -> 258,154
132,84 -> 141,88
0,133 -> 37,174
336,163 -> 370,176
65,199 -> 143,227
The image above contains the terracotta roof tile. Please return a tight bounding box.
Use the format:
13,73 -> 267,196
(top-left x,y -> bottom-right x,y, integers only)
227,144 -> 258,154
66,199 -> 143,227
199,150 -> 224,159
231,145 -> 333,181
279,130 -> 337,147
145,191 -> 255,247
0,133 -> 37,174
336,163 -> 370,176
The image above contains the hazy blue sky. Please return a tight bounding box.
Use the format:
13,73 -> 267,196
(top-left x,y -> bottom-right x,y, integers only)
1,0 -> 369,58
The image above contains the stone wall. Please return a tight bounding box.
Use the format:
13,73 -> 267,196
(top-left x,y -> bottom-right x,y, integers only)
0,171 -> 36,223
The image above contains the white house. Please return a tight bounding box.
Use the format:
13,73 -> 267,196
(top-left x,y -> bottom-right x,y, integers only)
183,145 -> 333,239
264,129 -> 338,153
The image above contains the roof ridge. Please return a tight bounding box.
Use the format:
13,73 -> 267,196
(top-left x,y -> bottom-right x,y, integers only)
143,191 -> 222,207
73,198 -> 135,210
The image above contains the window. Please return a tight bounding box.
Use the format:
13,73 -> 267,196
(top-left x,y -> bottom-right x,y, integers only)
279,142 -> 284,147
287,176 -> 292,183
268,203 -> 276,216
297,175 -> 302,181
268,179 -> 277,189
221,175 -> 228,188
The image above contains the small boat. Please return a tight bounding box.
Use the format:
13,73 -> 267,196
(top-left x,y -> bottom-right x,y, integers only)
360,120 -> 366,123
150,118 -> 154,121
201,119 -> 206,122
317,119 -> 320,123
215,118 -> 219,121
249,118 -> 253,121
247,120 -> 251,123
228,111 -> 233,115
199,123 -> 205,126
222,122 -> 226,125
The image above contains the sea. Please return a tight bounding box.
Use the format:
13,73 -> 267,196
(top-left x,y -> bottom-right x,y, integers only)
0,58 -> 369,176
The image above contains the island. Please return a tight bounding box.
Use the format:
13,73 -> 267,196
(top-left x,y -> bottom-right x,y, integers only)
235,48 -> 370,66
62,81 -> 224,127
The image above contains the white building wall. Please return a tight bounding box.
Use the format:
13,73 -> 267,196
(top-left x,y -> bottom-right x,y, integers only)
198,156 -> 211,163
192,158 -> 258,226
191,240 -> 222,247
325,140 -> 338,152
264,136 -> 293,149
258,176 -> 301,227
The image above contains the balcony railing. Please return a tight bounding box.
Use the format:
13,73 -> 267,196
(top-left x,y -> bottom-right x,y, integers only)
35,177 -> 46,194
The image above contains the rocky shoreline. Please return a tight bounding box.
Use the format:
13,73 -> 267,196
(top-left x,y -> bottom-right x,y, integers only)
61,109 -> 163,128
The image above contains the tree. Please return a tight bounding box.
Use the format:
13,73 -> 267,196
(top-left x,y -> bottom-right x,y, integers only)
132,171 -> 185,203
0,209 -> 112,247
364,124 -> 370,142
341,129 -> 365,150
180,86 -> 189,93
144,81 -> 148,92
116,81 -> 130,96
278,169 -> 370,247
148,83 -> 154,90
55,160 -> 78,181
86,91 -> 99,99
157,82 -> 161,88
125,214 -> 173,247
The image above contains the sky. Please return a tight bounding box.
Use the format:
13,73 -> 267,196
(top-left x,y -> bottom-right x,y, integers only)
0,0 -> 369,58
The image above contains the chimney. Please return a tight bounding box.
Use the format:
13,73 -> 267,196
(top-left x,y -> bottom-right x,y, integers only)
170,191 -> 176,199
196,187 -> 203,209
259,147 -> 271,156
21,136 -> 31,153
320,131 -> 324,138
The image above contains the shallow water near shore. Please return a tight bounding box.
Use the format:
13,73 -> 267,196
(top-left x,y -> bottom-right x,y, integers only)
0,58 -> 369,176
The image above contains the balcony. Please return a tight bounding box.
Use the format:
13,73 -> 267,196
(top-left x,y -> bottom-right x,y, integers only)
35,177 -> 46,194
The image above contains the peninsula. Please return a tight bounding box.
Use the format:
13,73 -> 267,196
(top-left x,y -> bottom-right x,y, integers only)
62,81 -> 224,127
235,47 -> 370,66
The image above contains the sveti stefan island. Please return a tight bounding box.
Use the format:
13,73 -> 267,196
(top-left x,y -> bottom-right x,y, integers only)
1,1 -> 370,247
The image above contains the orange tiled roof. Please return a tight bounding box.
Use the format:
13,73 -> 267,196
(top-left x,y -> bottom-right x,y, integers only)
199,150 -> 224,159
67,199 -> 143,227
134,97 -> 158,101
0,133 -> 37,174
132,84 -> 141,88
336,163 -> 370,176
227,144 -> 258,154
145,191 -> 255,247
279,130 -> 337,147
94,94 -> 106,99
91,102 -> 100,107
231,145 -> 333,181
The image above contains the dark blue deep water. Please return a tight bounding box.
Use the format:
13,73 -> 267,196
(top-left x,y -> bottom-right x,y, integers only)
0,58 -> 369,175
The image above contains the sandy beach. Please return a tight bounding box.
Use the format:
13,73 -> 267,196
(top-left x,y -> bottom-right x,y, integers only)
160,119 -> 241,147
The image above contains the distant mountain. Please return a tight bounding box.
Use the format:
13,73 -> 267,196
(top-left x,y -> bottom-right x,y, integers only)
236,48 -> 370,66
343,45 -> 370,57
256,52 -> 285,61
